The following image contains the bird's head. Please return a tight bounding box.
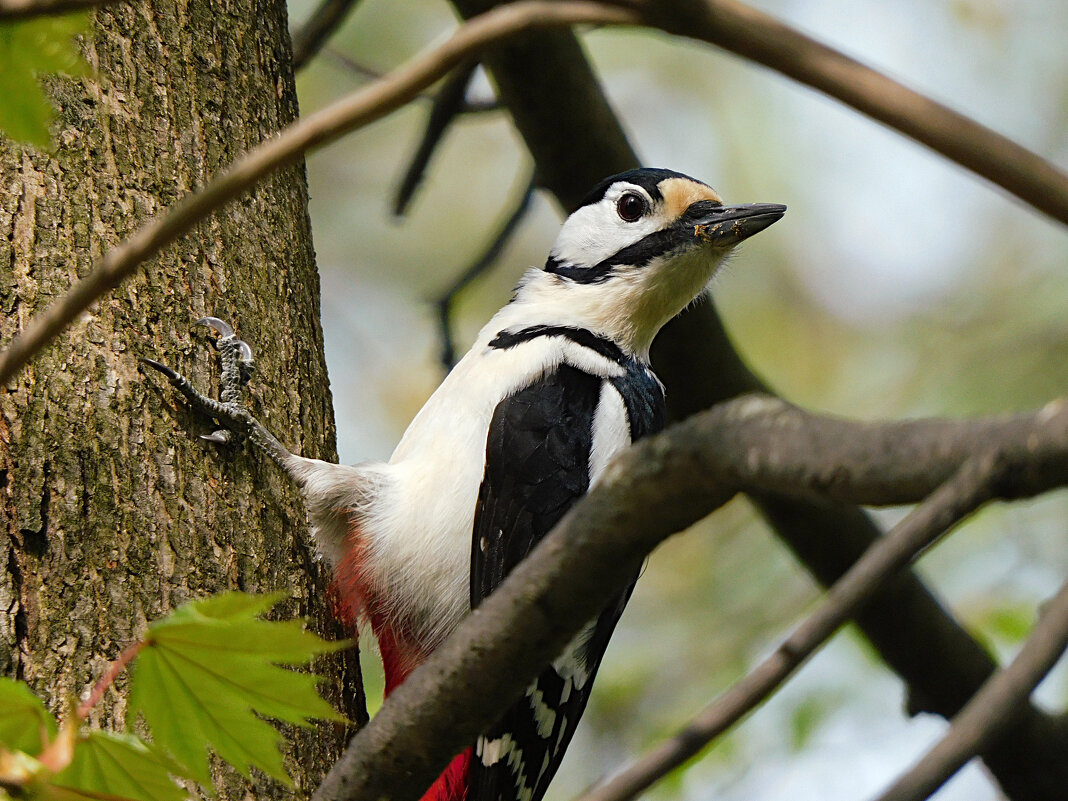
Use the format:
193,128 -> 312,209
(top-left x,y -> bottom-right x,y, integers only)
517,168 -> 785,358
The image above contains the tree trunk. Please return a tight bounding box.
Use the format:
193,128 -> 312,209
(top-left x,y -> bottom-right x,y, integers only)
0,0 -> 362,797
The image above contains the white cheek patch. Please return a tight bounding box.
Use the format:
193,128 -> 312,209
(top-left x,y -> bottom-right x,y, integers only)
550,188 -> 664,269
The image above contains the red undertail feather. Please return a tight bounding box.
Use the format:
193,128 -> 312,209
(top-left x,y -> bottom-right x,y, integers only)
328,512 -> 372,633
420,748 -> 472,801
329,516 -> 472,798
369,609 -> 418,696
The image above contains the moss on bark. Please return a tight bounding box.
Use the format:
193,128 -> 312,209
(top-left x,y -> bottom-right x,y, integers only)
0,0 -> 362,796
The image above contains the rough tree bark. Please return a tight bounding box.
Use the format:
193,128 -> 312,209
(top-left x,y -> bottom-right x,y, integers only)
0,0 -> 362,797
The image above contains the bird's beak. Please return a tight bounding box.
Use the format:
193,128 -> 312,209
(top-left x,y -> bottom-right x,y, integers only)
689,202 -> 787,247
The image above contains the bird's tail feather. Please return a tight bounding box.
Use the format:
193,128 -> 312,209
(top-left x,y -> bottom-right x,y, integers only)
420,748 -> 472,801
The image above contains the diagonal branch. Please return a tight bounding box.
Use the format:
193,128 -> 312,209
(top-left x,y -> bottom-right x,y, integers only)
652,0 -> 1068,227
310,396 -> 1068,801
873,576 -> 1068,801
0,1 -> 639,387
434,173 -> 537,368
393,61 -> 481,216
321,49 -> 499,111
576,454 -> 1007,801
291,0 -> 363,71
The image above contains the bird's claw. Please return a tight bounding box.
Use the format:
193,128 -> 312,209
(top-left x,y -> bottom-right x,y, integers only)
196,316 -> 235,338
142,317 -> 296,470
200,430 -> 234,444
196,316 -> 255,395
141,316 -> 255,443
197,316 -> 254,366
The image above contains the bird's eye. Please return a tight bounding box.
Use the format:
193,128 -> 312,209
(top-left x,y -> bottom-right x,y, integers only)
616,192 -> 647,222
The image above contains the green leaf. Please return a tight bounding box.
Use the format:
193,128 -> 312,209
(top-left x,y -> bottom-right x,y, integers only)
0,13 -> 91,149
789,694 -> 832,751
52,731 -> 190,801
0,678 -> 58,756
982,603 -> 1034,644
157,591 -> 284,625
127,592 -> 348,786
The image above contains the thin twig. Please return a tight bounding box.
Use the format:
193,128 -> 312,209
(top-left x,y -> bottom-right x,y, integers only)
393,61 -> 481,215
435,173 -> 537,368
0,0 -> 116,19
322,48 -> 500,111
0,1 -> 638,387
651,0 -> 1068,227
872,576 -> 1068,801
576,455 -> 1006,801
320,49 -> 392,82
75,640 -> 145,721
291,0 -> 363,70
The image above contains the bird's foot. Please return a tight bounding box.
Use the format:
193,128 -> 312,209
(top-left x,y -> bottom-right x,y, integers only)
142,317 -> 294,468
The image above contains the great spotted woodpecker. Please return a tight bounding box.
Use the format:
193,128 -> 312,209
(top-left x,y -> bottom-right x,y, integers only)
144,168 -> 784,801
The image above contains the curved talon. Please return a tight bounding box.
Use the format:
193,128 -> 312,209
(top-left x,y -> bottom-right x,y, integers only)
234,339 -> 254,364
196,316 -> 235,338
201,430 -> 234,444
196,316 -> 255,369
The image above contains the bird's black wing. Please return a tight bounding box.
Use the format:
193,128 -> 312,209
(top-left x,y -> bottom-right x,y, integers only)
468,362 -> 660,801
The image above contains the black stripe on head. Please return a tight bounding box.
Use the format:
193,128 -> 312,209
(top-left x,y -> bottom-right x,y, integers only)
577,167 -> 705,209
545,223 -> 687,285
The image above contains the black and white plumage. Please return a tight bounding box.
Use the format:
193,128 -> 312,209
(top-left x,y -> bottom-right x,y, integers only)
145,168 -> 784,801
470,328 -> 662,801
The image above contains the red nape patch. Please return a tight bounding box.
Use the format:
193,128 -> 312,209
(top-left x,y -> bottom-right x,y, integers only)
420,748 -> 472,801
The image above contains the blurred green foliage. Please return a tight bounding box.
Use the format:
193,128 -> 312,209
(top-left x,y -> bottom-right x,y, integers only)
0,13 -> 90,148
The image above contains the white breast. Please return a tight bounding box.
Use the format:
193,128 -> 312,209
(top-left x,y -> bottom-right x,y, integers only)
358,321 -> 626,654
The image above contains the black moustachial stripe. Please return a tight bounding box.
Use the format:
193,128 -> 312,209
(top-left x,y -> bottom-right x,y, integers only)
545,207 -> 713,285
488,325 -> 665,442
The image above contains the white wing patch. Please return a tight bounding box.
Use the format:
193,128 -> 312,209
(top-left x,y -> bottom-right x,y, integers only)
526,686 -> 558,739
554,618 -> 597,691
588,383 -> 631,487
478,733 -> 516,767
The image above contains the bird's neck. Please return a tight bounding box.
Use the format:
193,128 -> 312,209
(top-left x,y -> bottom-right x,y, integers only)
489,269 -> 668,361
